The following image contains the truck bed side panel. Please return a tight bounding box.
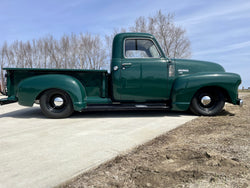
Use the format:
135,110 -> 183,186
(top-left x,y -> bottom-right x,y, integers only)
4,68 -> 109,108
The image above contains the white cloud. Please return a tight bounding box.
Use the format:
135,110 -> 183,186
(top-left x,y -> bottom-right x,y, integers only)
177,1 -> 250,26
195,41 -> 250,56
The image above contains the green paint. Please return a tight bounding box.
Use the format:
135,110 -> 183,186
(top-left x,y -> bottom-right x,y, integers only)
1,33 -> 242,114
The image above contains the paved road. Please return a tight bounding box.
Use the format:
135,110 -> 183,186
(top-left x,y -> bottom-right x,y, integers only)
0,101 -> 196,188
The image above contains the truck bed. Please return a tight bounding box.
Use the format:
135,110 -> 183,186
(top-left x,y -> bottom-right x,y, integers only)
3,68 -> 110,103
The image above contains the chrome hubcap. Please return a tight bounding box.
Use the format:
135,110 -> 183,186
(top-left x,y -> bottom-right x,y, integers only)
201,96 -> 211,106
53,97 -> 64,107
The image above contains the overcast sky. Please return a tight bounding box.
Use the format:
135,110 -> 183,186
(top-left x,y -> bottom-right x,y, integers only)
0,0 -> 249,87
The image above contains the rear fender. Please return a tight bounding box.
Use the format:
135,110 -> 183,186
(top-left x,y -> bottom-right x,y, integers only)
171,72 -> 241,111
17,74 -> 87,111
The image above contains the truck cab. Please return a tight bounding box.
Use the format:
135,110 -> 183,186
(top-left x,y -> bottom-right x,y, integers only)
0,33 -> 243,118
111,33 -> 172,102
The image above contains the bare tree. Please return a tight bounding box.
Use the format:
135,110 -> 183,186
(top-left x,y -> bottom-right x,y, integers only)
79,33 -> 106,69
39,37 -> 50,68
68,33 -> 79,69
24,41 -> 33,68
130,10 -> 191,58
59,35 -> 70,69
105,27 -> 127,68
45,35 -> 60,68
0,42 -> 8,93
0,9 -> 191,89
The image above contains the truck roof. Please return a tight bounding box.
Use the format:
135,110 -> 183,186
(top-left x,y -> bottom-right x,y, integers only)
115,32 -> 155,38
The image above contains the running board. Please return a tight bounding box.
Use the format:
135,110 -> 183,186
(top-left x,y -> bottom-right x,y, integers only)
83,103 -> 170,112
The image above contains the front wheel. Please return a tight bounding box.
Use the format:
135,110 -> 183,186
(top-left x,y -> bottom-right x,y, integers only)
40,89 -> 74,118
190,89 -> 225,116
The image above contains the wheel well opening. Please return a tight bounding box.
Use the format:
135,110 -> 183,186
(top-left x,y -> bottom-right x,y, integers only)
194,86 -> 231,102
36,88 -> 71,101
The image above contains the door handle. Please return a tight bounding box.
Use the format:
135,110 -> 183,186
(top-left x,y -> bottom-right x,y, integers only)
122,63 -> 132,66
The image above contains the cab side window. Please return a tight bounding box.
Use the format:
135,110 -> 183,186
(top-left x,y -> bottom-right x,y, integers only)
125,39 -> 161,58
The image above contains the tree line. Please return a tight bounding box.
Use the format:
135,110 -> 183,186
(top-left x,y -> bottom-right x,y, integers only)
0,10 -> 191,91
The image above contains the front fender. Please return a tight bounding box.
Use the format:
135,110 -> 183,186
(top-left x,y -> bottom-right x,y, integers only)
171,72 -> 241,111
17,74 -> 87,111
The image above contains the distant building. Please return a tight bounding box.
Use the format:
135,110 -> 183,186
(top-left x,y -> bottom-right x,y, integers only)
241,86 -> 250,90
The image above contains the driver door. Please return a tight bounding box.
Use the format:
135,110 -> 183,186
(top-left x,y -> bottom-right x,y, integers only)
120,38 -> 168,102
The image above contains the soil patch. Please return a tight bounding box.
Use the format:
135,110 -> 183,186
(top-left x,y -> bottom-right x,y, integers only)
59,93 -> 250,188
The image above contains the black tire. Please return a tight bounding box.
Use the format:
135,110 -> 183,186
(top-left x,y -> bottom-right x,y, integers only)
190,89 -> 225,116
40,89 -> 74,118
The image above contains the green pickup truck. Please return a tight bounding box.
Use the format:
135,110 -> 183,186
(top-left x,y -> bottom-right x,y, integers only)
0,33 -> 243,118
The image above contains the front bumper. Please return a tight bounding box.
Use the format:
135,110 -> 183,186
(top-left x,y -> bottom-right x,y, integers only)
236,99 -> 243,107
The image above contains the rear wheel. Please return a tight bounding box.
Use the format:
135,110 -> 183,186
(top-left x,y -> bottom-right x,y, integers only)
40,89 -> 74,118
190,89 -> 225,116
